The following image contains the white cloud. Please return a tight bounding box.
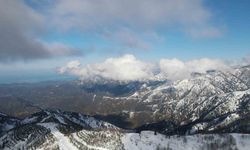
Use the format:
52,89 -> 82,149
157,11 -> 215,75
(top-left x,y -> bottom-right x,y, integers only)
159,59 -> 188,80
59,54 -> 232,81
159,58 -> 231,80
59,54 -> 155,81
58,60 -> 83,76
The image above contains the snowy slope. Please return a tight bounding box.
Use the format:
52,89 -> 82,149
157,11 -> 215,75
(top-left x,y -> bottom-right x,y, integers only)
39,123 -> 78,150
0,110 -> 121,150
1,110 -> 250,150
122,131 -> 250,150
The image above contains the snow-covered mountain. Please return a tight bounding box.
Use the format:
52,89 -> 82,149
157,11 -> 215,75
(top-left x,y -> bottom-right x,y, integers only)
0,110 -> 122,150
0,66 -> 250,149
1,110 -> 250,150
101,65 -> 250,134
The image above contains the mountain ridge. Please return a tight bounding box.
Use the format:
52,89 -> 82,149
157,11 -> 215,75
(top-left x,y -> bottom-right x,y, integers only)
1,109 -> 250,150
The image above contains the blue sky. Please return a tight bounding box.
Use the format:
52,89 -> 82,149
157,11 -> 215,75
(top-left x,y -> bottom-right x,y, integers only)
0,0 -> 249,83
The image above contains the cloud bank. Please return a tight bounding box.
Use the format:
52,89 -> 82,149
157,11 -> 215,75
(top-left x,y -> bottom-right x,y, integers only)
59,54 -> 155,81
159,58 -> 231,80
59,54 -> 231,81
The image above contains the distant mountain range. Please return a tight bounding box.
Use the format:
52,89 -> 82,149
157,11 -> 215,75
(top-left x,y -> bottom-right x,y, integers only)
0,65 -> 250,149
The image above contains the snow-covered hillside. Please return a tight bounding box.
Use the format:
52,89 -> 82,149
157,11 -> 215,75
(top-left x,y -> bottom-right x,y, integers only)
0,110 -> 121,150
1,111 -> 250,150
104,66 -> 250,134
122,131 -> 250,150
